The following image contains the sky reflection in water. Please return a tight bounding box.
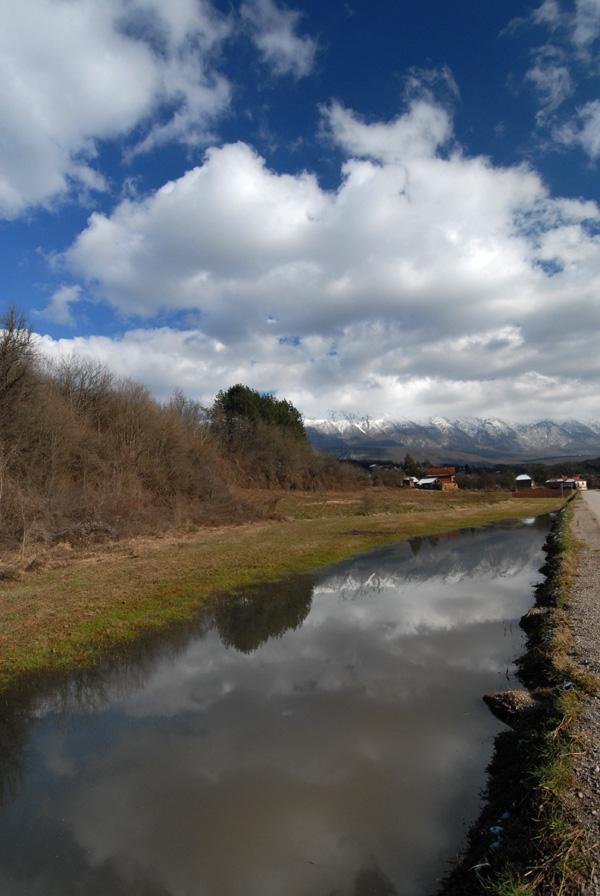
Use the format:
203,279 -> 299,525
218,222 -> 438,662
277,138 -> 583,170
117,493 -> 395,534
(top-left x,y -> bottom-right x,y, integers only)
0,517 -> 551,896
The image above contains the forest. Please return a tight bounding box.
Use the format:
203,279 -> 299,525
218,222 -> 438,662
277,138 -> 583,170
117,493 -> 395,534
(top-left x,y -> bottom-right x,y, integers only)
0,307 -> 365,554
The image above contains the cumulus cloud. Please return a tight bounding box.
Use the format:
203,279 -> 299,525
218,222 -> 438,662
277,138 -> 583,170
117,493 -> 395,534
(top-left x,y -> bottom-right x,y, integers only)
241,0 -> 317,78
41,93 -> 600,421
42,285 -> 82,326
323,100 -> 453,163
0,0 -> 323,216
0,0 -> 235,218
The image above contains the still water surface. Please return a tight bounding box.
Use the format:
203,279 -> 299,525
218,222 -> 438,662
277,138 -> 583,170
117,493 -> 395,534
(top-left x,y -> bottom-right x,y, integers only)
0,517 -> 552,896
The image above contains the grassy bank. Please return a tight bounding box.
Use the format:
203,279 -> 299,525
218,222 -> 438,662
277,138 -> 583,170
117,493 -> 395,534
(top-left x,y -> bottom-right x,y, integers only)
439,497 -> 599,896
0,487 -> 565,696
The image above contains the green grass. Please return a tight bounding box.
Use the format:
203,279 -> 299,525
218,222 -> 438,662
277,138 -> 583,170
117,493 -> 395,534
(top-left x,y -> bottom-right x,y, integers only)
0,487 -> 566,695
492,869 -> 535,896
476,498 -> 598,896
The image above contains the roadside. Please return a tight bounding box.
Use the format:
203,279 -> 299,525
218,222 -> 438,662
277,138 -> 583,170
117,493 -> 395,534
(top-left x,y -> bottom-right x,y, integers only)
565,491 -> 600,894
437,493 -> 600,896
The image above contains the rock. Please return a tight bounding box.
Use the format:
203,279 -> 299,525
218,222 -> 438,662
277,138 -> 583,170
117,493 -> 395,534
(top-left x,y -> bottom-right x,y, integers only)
483,689 -> 552,730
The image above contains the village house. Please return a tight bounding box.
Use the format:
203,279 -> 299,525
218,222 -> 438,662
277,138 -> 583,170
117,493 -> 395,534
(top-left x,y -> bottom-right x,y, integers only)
515,474 -> 534,488
426,467 -> 458,490
545,475 -> 588,490
402,476 -> 419,488
417,467 -> 459,490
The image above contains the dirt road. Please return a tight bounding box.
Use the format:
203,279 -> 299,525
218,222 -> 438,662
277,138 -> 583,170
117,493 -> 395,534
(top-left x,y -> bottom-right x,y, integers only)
567,492 -> 600,893
580,489 -> 600,528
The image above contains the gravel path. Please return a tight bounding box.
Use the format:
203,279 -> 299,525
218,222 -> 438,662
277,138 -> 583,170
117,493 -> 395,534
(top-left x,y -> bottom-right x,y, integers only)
566,492 -> 600,893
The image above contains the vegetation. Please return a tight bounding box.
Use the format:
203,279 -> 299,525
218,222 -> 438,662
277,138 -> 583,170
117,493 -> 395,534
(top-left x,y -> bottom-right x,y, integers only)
0,307 -> 364,556
0,304 -> 570,706
0,488 -> 566,695
0,305 -> 584,885
212,383 -> 307,441
439,499 -> 598,896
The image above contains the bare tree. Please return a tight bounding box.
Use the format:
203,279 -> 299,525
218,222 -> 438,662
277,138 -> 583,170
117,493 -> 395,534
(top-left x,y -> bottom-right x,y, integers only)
50,353 -> 115,426
168,389 -> 211,442
0,305 -> 37,426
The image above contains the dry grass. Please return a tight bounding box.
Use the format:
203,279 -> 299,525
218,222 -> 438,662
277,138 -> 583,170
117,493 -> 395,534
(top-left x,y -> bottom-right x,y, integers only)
0,487 -> 566,694
439,496 -> 598,896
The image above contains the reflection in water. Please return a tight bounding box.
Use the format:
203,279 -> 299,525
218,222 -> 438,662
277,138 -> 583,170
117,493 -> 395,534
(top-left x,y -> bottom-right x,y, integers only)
215,575 -> 314,653
0,516 -> 552,896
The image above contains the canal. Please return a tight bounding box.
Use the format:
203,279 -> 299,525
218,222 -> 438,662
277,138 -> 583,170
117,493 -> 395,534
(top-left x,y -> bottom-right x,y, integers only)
0,516 -> 552,895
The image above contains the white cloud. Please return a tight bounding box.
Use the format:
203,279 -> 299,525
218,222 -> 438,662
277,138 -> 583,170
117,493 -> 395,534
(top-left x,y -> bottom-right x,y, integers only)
41,285 -> 82,326
520,0 -> 600,156
571,0 -> 600,51
526,53 -> 574,117
529,0 -> 600,52
554,98 -> 600,157
0,0 -> 320,215
323,100 -> 453,164
0,0 -> 232,218
532,0 -> 563,28
39,95 -> 600,421
241,0 -> 317,78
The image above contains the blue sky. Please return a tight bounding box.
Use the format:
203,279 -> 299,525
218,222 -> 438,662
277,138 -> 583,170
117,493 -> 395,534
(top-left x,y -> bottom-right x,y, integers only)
2,0 -> 600,422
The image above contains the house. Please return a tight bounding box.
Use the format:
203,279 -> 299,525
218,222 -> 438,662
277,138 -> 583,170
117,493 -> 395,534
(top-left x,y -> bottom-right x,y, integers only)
425,467 -> 458,490
515,474 -> 534,488
545,475 -> 588,491
417,477 -> 443,490
402,476 -> 419,488
415,467 -> 459,491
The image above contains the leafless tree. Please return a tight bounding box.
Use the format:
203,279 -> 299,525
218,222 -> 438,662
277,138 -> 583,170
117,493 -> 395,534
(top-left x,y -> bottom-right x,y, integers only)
0,304 -> 37,427
50,353 -> 115,425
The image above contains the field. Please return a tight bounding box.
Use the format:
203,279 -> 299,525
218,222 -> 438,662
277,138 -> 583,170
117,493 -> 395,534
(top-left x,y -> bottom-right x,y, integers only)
0,487 -> 566,694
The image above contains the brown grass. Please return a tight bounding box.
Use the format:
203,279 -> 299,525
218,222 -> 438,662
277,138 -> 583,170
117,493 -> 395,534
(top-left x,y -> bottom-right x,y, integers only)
0,487 -> 566,694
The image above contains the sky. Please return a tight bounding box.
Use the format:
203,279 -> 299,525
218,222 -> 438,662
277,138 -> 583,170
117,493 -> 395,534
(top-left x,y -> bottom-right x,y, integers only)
2,0 -> 600,423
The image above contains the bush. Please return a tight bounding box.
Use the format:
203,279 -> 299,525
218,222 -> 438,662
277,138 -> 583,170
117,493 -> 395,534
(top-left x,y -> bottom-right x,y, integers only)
0,313 -> 364,553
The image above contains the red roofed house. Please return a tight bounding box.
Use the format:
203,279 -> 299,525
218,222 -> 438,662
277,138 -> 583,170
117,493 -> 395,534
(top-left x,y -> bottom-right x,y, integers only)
545,475 -> 588,491
425,467 -> 458,490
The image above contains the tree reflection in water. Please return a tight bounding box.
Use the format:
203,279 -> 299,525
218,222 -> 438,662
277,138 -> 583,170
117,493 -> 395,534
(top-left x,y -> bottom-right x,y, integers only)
0,516 -> 554,896
214,575 -> 313,654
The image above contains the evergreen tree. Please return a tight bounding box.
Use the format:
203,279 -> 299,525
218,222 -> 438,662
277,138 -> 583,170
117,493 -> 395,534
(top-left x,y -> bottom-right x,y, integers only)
402,452 -> 419,477
212,384 -> 306,442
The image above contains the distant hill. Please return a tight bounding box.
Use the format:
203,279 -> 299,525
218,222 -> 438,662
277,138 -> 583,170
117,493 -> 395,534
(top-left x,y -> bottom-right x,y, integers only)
304,415 -> 600,466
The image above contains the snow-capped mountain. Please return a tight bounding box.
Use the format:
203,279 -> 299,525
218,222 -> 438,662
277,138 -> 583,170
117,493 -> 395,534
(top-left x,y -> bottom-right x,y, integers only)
304,414 -> 600,465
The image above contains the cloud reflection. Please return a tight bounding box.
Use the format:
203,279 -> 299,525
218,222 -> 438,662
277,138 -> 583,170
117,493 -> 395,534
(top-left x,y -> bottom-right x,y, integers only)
0,518 -> 550,896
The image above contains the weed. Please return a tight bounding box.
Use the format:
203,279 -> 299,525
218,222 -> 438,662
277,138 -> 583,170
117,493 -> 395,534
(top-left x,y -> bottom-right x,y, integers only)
490,867 -> 535,896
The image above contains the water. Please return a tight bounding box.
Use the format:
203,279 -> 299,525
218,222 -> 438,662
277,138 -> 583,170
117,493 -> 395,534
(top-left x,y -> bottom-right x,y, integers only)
0,516 -> 551,896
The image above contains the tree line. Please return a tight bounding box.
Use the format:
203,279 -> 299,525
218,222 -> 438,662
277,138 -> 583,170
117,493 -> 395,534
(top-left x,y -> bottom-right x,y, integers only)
0,307 -> 364,554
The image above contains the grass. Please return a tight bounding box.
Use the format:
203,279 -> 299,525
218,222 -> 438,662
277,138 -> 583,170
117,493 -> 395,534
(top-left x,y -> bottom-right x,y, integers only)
513,504 -> 598,896
0,486 -> 565,696
439,496 -> 599,896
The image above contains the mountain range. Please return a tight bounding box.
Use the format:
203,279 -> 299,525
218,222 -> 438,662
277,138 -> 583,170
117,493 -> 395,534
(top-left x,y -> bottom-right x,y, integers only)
304,415 -> 600,466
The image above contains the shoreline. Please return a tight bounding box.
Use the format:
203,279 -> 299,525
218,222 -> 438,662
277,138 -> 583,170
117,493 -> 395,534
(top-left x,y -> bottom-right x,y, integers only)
438,494 -> 600,896
2,487 -> 595,893
0,488 -> 565,697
